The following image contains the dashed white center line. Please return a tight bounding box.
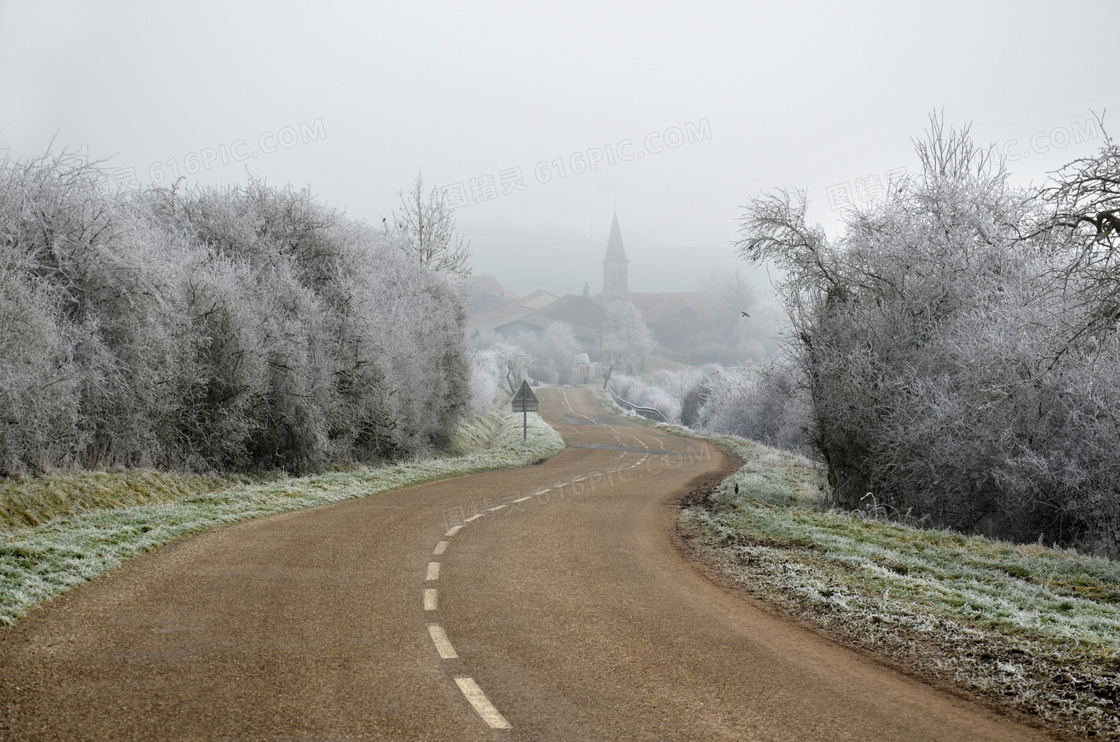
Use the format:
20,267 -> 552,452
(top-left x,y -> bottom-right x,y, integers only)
428,624 -> 458,659
424,394 -> 676,731
455,676 -> 511,729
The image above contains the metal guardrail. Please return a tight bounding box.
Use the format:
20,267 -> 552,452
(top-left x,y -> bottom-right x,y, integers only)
607,386 -> 668,423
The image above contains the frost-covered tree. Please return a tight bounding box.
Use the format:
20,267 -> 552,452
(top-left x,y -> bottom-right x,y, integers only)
467,331 -> 531,400
600,300 -> 656,388
610,372 -> 686,424
0,152 -> 208,470
522,322 -> 579,384
696,362 -> 811,455
0,154 -> 471,475
735,113 -> 1120,552
390,169 -> 471,278
1034,118 -> 1120,351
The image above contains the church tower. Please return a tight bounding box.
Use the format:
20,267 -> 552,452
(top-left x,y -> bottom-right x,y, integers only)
601,211 -> 629,303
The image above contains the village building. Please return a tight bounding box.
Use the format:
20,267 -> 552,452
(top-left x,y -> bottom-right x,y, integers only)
467,211 -> 711,361
600,212 -> 630,304
588,212 -> 709,356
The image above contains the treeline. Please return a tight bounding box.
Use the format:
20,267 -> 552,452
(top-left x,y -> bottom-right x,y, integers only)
734,115 -> 1120,554
0,153 -> 469,475
467,299 -> 660,412
608,365 -> 810,457
607,117 -> 1120,554
467,324 -> 580,416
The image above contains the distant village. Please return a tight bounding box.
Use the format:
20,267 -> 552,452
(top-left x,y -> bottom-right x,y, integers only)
465,212 -> 769,378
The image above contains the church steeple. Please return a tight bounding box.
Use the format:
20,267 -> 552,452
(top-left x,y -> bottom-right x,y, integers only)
601,211 -> 629,303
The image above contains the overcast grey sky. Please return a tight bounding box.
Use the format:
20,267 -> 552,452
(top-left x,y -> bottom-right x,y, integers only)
2,1 -> 1116,296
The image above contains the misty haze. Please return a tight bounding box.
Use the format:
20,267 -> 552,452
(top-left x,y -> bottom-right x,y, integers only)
1,2 -> 1118,740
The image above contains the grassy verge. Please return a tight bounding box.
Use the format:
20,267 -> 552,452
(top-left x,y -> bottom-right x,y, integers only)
595,386 -> 1120,739
0,404 -> 564,627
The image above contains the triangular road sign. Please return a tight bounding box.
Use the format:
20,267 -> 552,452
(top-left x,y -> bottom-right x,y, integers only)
512,380 -> 539,412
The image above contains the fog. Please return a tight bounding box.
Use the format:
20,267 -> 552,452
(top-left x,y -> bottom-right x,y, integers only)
2,0 -> 1116,296
5,8 -> 1120,726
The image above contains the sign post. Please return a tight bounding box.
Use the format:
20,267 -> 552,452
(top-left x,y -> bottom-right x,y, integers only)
511,380 -> 539,441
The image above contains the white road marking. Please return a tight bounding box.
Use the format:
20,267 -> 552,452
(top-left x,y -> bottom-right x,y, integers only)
455,676 -> 511,729
422,391 -> 658,734
428,624 -> 458,659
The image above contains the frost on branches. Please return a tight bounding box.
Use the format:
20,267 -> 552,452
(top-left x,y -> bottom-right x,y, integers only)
601,300 -> 656,388
0,154 -> 469,474
734,113 -> 1120,554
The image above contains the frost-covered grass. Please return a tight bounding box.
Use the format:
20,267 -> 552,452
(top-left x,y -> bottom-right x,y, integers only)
693,493 -> 1120,652
595,385 -> 1120,738
0,406 -> 564,627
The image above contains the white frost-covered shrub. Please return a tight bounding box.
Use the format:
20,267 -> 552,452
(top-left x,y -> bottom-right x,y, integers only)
0,154 -> 471,474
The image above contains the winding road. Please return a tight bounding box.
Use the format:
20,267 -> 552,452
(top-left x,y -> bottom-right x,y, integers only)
0,388 -> 1052,740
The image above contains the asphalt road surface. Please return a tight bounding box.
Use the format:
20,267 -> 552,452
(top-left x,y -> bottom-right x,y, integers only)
0,388 -> 1053,740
